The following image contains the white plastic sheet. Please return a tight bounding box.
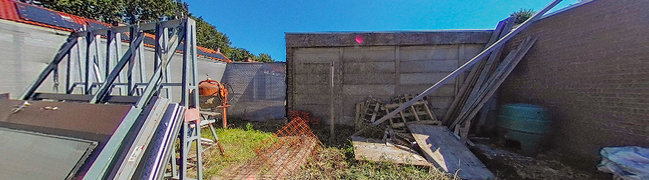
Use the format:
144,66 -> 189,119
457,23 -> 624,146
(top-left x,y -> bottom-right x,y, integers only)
597,146 -> 649,180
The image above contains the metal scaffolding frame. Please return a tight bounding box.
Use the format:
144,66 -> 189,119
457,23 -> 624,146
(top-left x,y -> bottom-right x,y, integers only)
20,18 -> 204,179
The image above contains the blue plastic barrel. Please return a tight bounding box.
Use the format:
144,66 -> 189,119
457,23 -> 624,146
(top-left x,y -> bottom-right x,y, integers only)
497,103 -> 550,155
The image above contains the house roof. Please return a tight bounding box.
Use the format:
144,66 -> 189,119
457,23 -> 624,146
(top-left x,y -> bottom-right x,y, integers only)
0,0 -> 232,63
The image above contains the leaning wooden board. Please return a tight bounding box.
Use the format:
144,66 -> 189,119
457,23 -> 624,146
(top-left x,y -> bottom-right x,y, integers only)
407,124 -> 494,179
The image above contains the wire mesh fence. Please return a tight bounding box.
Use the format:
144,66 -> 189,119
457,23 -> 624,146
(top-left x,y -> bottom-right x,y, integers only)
220,62 -> 286,121
223,114 -> 322,179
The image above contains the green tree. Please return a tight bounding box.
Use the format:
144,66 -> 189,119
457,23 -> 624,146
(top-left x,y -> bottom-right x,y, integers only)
258,53 -> 273,63
39,0 -> 274,62
39,0 -> 124,23
195,17 -> 232,56
511,9 -> 536,24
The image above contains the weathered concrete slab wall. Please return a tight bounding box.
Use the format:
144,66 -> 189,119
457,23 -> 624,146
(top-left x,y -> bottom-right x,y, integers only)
287,31 -> 491,125
500,0 -> 649,163
0,19 -> 226,102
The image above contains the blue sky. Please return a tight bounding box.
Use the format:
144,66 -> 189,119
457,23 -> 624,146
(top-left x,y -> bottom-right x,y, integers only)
185,0 -> 580,62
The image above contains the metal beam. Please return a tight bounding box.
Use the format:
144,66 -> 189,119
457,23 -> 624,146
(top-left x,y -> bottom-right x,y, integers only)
83,20 -> 187,179
127,26 -> 139,96
84,32 -> 94,94
21,36 -> 78,100
90,32 -> 145,103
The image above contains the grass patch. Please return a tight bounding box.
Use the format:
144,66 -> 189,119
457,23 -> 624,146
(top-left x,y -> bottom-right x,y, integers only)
291,146 -> 456,180
201,122 -> 275,178
201,120 -> 456,179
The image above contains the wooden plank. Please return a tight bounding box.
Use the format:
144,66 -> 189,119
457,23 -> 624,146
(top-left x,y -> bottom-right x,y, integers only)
453,37 -> 538,129
352,136 -> 431,167
408,124 -> 494,179
442,17 -> 510,125
353,0 -> 562,137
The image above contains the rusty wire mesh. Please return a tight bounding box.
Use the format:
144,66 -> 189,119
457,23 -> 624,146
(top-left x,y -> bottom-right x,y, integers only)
223,112 -> 322,179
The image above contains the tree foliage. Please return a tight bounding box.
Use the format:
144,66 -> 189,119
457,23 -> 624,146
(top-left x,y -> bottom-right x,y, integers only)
37,0 -> 274,62
38,0 -> 187,24
511,9 -> 536,24
258,53 -> 273,63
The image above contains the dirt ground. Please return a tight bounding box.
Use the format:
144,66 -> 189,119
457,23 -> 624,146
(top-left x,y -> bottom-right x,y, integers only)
219,119 -> 611,179
471,140 -> 611,180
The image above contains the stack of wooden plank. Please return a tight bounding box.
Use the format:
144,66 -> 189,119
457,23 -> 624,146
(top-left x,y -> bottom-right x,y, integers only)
442,17 -> 538,138
350,1 -> 562,178
354,94 -> 441,133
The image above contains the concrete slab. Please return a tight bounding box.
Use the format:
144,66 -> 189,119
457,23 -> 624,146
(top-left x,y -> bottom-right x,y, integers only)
343,46 -> 396,62
343,61 -> 396,73
343,73 -> 396,84
399,45 -> 459,61
352,136 -> 431,167
400,60 -> 458,73
400,73 -> 448,85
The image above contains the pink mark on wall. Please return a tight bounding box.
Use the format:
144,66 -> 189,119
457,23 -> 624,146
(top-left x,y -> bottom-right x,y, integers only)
355,35 -> 364,44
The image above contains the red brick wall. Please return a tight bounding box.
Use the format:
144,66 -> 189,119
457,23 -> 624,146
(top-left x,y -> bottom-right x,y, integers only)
501,0 -> 649,163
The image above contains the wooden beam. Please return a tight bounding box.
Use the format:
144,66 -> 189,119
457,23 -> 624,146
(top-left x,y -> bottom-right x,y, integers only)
352,0 -> 562,136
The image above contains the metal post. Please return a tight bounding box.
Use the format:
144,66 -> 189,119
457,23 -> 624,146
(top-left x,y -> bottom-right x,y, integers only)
138,37 -> 145,83
20,35 -> 78,99
106,30 -> 113,80
66,49 -> 71,94
163,27 -> 171,99
90,33 -> 145,103
71,37 -> 83,94
190,19 -> 203,180
128,26 -> 138,95
93,34 -> 103,83
84,32 -> 94,94
115,32 -> 127,95
329,61 -> 335,142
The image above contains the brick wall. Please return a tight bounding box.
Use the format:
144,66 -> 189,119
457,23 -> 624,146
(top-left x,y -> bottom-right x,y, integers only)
501,0 -> 649,163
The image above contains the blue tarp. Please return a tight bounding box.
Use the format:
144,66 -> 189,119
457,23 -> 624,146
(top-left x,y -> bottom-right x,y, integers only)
598,146 -> 649,180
